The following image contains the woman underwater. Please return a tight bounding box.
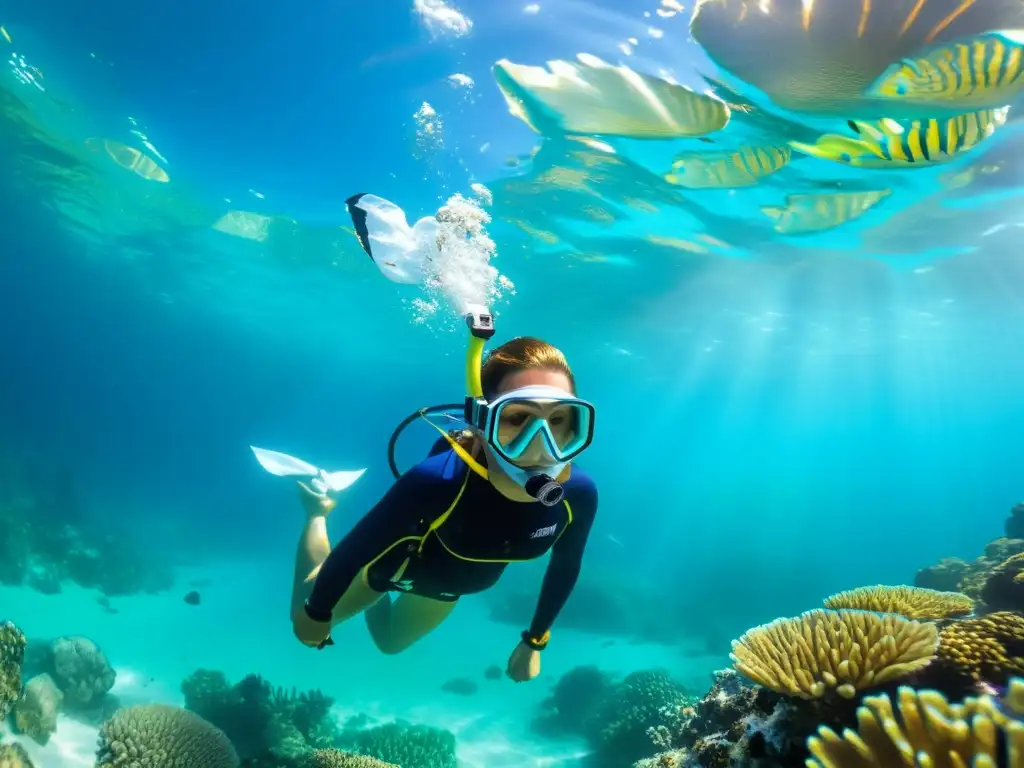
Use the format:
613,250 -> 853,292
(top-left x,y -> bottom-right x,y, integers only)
289,308 -> 598,683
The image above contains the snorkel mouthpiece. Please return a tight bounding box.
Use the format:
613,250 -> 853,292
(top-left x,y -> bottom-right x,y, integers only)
526,473 -> 565,506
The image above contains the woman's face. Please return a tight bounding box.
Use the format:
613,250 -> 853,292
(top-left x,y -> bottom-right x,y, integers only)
492,368 -> 576,469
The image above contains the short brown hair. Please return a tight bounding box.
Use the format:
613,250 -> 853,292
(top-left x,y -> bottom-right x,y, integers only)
480,336 -> 576,400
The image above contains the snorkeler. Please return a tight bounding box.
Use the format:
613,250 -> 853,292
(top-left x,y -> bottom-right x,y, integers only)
286,304 -> 598,683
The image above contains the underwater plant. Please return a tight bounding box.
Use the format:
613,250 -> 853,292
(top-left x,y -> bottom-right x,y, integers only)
822,584 -> 973,619
806,676 -> 1024,766
730,609 -> 939,699
95,703 -> 238,768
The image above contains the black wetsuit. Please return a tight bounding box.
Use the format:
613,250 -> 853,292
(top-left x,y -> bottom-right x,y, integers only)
305,443 -> 598,639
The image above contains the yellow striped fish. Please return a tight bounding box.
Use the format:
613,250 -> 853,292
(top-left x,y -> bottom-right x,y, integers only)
761,190 -> 892,235
789,108 -> 1009,168
665,145 -> 792,189
868,31 -> 1024,111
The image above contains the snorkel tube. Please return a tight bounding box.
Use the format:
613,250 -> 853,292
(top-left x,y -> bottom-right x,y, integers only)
463,305 -> 565,507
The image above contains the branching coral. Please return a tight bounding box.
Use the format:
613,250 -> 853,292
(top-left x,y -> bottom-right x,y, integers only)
806,676 -> 1024,767
0,621 -> 26,721
95,703 -> 239,768
822,585 -> 973,620
730,609 -> 939,699
937,611 -> 1024,686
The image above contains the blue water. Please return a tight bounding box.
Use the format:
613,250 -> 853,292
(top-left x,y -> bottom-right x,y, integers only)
2,0 -> 1024,766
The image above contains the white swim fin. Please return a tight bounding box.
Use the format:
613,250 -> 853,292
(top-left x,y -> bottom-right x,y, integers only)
250,446 -> 366,493
344,192 -> 438,285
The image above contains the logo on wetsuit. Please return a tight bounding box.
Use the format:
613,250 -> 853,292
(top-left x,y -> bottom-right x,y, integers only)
529,524 -> 558,540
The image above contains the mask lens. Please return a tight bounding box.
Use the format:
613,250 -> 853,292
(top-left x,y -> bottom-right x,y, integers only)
493,398 -> 591,461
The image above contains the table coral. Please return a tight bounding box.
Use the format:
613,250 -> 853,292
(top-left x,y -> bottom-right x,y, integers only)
730,609 -> 938,699
823,584 -> 973,620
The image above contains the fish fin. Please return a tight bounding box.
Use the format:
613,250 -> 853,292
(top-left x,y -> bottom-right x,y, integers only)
760,205 -> 785,220
850,120 -> 886,141
987,29 -> 1024,46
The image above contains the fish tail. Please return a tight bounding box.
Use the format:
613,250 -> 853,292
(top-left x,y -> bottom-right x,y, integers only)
760,205 -> 785,220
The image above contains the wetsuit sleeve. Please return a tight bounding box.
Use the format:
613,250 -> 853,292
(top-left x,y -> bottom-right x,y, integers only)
304,466 -> 441,620
527,483 -> 598,640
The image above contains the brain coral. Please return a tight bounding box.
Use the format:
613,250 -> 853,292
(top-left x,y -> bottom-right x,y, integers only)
806,676 -> 1024,767
823,585 -> 973,620
730,609 -> 939,699
95,703 -> 239,768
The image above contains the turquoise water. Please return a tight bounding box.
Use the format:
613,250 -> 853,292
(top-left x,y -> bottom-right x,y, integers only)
2,1 -> 1024,766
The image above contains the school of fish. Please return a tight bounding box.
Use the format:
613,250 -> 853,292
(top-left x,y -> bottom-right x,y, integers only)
490,0 -> 1024,236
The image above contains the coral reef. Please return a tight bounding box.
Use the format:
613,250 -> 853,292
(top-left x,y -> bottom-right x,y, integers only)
36,635 -> 117,723
336,719 -> 457,768
12,674 -> 62,745
307,751 -> 398,768
532,665 -> 694,766
0,742 -> 33,768
182,669 -> 340,763
934,611 -> 1024,690
0,622 -> 26,722
980,552 -> 1024,612
629,505 -> 1024,768
730,609 -> 939,699
806,677 -> 1024,767
587,670 -> 694,766
822,584 -> 973,619
0,455 -> 174,597
531,664 -> 615,737
1007,502 -> 1024,540
95,703 -> 239,768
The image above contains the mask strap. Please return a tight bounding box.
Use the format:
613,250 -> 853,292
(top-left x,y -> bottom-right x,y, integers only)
419,412 -> 489,480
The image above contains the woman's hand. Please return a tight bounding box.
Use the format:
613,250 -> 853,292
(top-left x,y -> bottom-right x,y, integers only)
506,641 -> 541,682
293,606 -> 334,649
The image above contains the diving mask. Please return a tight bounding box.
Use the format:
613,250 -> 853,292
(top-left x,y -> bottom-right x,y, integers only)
466,385 -> 595,505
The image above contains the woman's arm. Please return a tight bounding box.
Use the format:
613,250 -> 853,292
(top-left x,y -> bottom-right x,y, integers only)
524,483 -> 599,647
304,465 -> 445,621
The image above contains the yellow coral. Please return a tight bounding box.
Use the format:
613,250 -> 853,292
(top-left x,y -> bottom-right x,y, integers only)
938,611 -> 1024,683
805,676 -> 1024,767
822,585 -> 973,620
730,609 -> 939,700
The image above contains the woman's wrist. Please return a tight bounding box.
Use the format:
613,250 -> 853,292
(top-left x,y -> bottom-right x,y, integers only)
303,599 -> 333,624
521,629 -> 550,651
